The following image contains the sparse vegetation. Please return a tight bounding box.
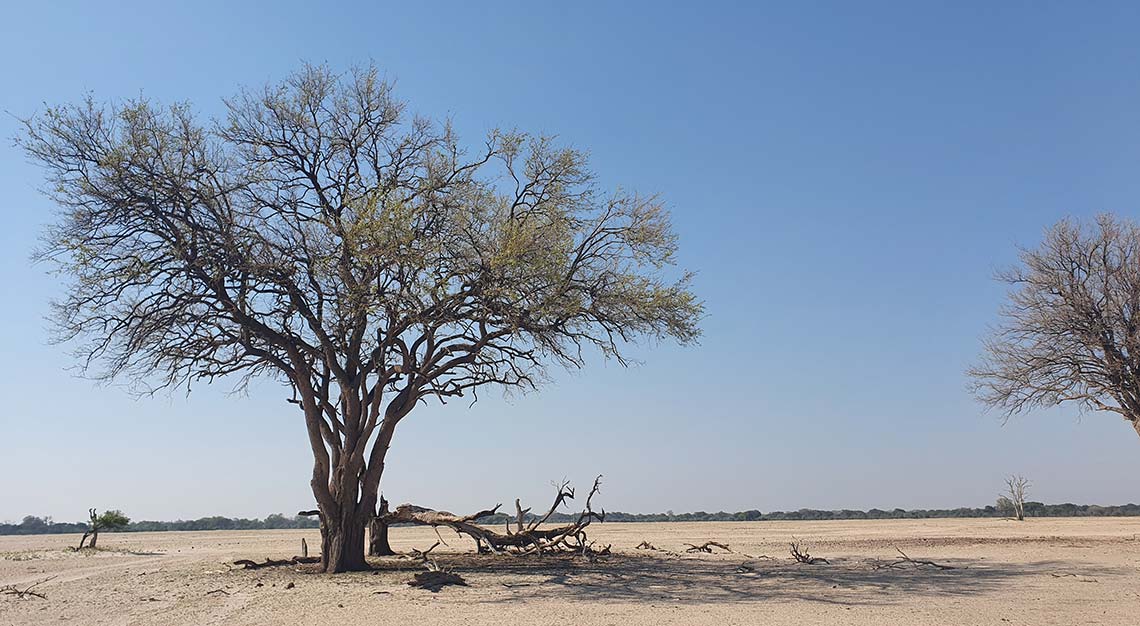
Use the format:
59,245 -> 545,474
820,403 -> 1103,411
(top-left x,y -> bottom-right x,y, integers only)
1000,476 -> 1031,521
77,509 -> 130,549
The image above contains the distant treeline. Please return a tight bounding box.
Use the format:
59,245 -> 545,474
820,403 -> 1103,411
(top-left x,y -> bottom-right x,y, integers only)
1,514 -> 319,535
5,502 -> 1140,535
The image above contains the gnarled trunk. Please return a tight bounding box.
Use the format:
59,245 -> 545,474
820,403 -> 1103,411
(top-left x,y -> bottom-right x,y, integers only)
369,496 -> 395,556
320,507 -> 370,572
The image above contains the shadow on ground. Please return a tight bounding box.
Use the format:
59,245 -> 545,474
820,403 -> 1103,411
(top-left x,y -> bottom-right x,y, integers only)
342,552 -> 1121,605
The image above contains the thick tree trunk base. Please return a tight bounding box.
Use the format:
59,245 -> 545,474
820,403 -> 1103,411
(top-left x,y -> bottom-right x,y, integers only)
320,514 -> 370,573
369,496 -> 395,556
368,517 -> 395,556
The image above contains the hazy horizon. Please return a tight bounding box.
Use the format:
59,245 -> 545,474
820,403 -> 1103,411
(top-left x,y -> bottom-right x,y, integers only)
3,1 -> 1140,523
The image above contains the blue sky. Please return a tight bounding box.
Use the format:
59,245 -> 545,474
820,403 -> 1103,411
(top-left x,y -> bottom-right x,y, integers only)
3,1 -> 1140,522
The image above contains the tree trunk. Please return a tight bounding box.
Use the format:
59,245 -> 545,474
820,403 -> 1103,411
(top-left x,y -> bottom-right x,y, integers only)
369,496 -> 395,556
88,529 -> 98,549
320,509 -> 369,573
1132,417 -> 1140,441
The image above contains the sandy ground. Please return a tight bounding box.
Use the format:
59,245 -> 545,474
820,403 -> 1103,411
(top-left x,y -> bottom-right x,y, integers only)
2,518 -> 1139,625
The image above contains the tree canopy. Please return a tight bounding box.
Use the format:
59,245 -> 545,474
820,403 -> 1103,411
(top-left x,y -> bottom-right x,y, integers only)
970,215 -> 1140,440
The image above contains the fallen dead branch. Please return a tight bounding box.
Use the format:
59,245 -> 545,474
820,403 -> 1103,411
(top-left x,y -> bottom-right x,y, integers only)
233,556 -> 321,570
383,476 -> 607,557
0,576 -> 56,600
408,561 -> 467,592
635,541 -> 659,550
685,541 -> 733,553
871,547 -> 956,571
407,541 -> 441,560
789,540 -> 829,565
1050,572 -> 1099,582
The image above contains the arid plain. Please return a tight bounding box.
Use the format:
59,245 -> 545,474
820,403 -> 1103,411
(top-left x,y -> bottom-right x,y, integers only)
2,518 -> 1139,625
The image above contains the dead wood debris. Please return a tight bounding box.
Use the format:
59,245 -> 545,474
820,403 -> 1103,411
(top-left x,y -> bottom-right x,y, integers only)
407,541 -> 441,560
233,556 -> 321,570
871,547 -> 956,571
685,541 -> 733,553
408,561 -> 468,592
0,576 -> 56,600
635,541 -> 659,550
383,475 -> 608,558
789,540 -> 829,565
1050,572 -> 1098,582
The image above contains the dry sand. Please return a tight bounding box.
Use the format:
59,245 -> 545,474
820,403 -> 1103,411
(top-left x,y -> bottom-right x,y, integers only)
2,518 -> 1139,625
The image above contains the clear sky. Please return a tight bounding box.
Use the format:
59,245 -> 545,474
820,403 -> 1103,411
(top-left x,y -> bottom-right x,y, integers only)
3,1 -> 1140,523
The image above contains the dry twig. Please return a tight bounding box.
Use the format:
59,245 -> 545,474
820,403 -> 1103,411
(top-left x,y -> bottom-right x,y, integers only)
873,547 -> 956,571
685,541 -> 733,553
789,540 -> 829,565
0,576 -> 56,600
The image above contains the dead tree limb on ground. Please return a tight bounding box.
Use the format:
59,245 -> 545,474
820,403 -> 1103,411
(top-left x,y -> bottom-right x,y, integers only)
0,576 -> 56,600
789,540 -> 829,565
233,556 -> 321,570
408,561 -> 467,592
635,541 -> 659,550
383,476 -> 607,557
685,541 -> 733,553
871,547 -> 956,571
407,541 -> 441,561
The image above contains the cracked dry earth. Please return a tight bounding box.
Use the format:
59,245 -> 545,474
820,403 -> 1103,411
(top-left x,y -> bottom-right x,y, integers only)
3,519 -> 1140,625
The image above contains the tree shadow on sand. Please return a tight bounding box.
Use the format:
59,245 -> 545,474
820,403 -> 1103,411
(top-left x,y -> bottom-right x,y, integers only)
385,552 -> 1123,605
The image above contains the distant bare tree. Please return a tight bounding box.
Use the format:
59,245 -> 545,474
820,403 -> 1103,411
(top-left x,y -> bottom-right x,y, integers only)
969,215 -> 1140,440
21,64 -> 702,572
1001,475 -> 1030,521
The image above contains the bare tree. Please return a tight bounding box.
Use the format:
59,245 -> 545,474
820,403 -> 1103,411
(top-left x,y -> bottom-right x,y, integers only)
21,64 -> 702,572
969,215 -> 1140,441
1001,475 -> 1030,521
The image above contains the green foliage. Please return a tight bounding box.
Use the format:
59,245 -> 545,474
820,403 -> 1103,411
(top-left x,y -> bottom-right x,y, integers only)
95,510 -> 130,530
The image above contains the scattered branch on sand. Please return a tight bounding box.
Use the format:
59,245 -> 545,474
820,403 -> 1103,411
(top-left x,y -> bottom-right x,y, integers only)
205,588 -> 230,596
871,547 -> 956,571
1050,572 -> 1099,582
233,556 -> 321,570
383,475 -> 608,557
408,561 -> 468,592
685,541 -> 733,553
407,541 -> 441,561
0,576 -> 56,600
635,541 -> 659,550
789,540 -> 829,565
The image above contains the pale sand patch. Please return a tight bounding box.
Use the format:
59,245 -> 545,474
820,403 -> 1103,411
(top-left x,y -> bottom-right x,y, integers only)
2,518 -> 1139,625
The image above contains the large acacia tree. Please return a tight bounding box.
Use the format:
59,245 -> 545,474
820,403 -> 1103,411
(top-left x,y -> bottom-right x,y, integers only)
970,215 -> 1140,441
22,65 -> 702,572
